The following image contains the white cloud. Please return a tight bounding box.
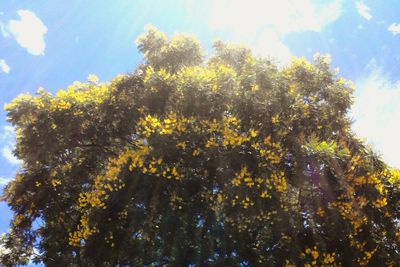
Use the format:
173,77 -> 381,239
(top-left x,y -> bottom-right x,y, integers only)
209,0 -> 342,35
0,59 -> 10,74
0,126 -> 22,165
0,177 -> 11,185
356,1 -> 372,20
208,0 -> 342,64
1,126 -> 16,142
388,23 -> 400,35
250,29 -> 292,65
351,66 -> 400,168
8,10 -> 47,55
2,146 -> 21,165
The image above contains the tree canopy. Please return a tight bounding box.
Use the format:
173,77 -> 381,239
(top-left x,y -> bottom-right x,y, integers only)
1,25 -> 400,266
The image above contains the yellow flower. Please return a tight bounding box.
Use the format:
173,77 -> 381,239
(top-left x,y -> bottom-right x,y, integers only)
316,207 -> 325,217
374,198 -> 387,208
176,141 -> 187,150
260,191 -> 270,198
264,136 -> 272,146
217,193 -> 223,203
311,250 -> 319,260
272,115 -> 280,124
51,179 -> 62,187
249,128 -> 258,137
192,149 -> 200,156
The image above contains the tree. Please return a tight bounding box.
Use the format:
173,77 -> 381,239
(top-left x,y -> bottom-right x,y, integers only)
1,25 -> 400,266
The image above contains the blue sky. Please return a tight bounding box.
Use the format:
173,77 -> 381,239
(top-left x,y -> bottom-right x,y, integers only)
1,0 -> 400,263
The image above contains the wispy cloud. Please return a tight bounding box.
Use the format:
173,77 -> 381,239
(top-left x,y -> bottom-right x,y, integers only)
356,1 -> 372,21
351,63 -> 400,168
8,10 -> 47,56
0,177 -> 11,186
208,0 -> 342,64
0,21 -> 9,37
388,23 -> 400,35
0,59 -> 10,74
0,126 -> 21,166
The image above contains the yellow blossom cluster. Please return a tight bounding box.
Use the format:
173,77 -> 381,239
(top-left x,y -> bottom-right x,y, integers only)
356,247 -> 378,266
202,118 -> 220,133
315,207 -> 325,217
143,66 -> 173,87
117,206 -> 129,220
76,140 -> 185,250
332,198 -> 367,233
136,115 -> 161,137
201,117 -> 260,149
79,145 -> 149,209
205,137 -> 218,148
12,214 -> 27,228
176,66 -> 216,91
136,114 -> 270,161
241,196 -> 254,209
303,247 -> 336,266
258,136 -> 285,165
304,246 -> 319,263
176,141 -> 187,150
388,168 -> 400,185
192,149 -> 200,156
136,112 -> 191,137
271,115 -> 280,124
232,165 -> 251,187
350,172 -> 385,195
231,166 -> 275,200
289,57 -> 316,73
68,213 -> 99,247
221,116 -> 250,147
128,150 -> 183,180
53,83 -> 110,110
51,99 -> 72,110
374,197 -> 387,208
5,77 -> 113,116
350,238 -> 366,250
271,170 -> 287,193
349,154 -> 363,171
161,165 -> 184,180
348,170 -> 388,209
175,64 -> 236,93
136,157 -> 163,175
50,179 -> 62,187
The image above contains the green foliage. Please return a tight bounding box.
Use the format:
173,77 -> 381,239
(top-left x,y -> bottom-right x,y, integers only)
1,26 -> 400,266
303,136 -> 350,159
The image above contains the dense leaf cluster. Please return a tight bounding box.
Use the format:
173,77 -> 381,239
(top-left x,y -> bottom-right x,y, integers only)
1,26 -> 400,266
